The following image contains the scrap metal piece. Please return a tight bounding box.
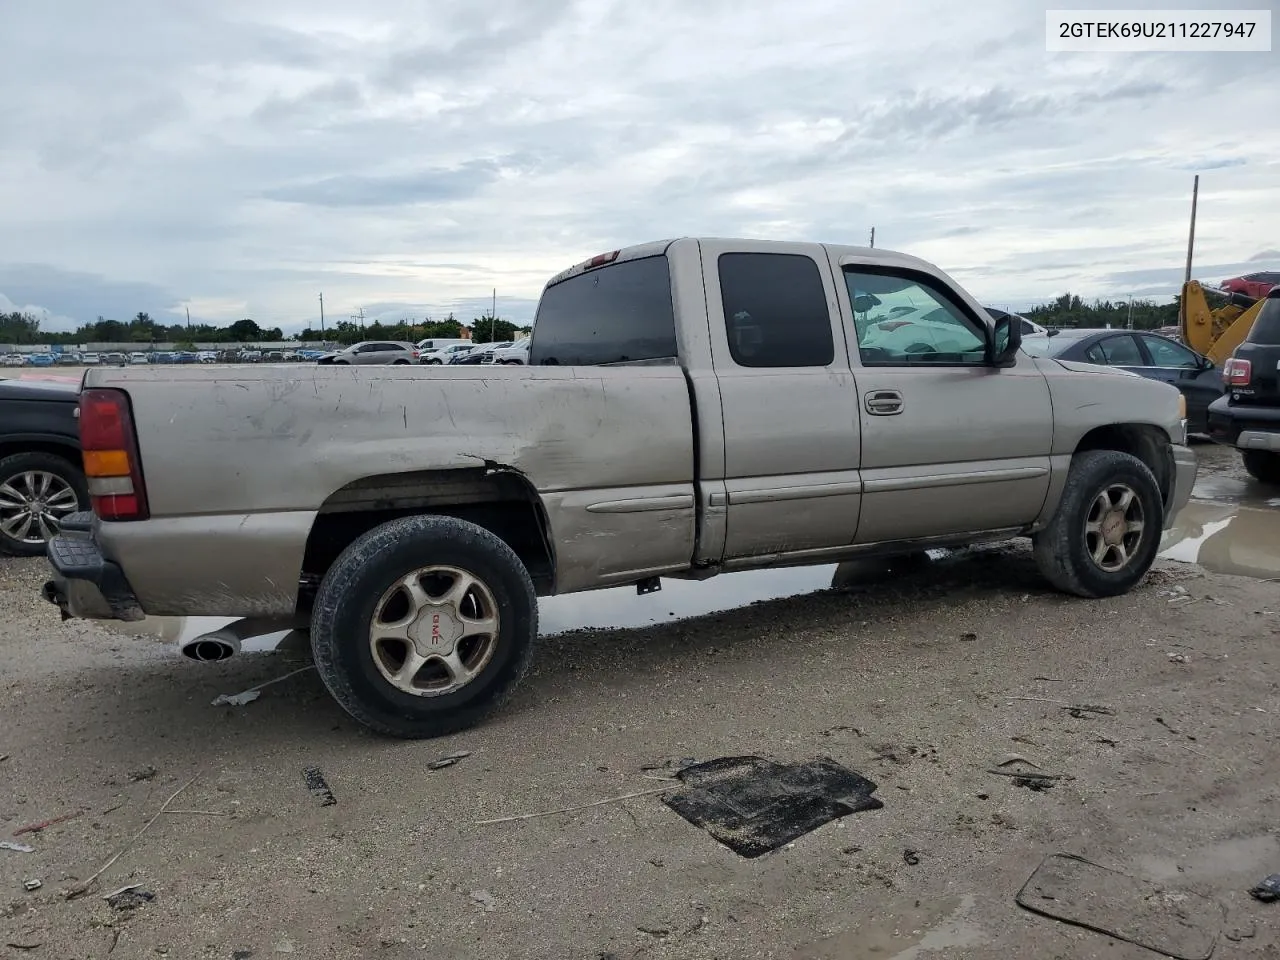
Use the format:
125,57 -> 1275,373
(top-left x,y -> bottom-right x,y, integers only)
1016,853 -> 1221,960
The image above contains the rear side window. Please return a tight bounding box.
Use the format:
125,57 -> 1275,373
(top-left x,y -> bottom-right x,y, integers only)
719,253 -> 834,367
529,255 -> 677,365
1084,335 -> 1142,365
1246,295 -> 1280,345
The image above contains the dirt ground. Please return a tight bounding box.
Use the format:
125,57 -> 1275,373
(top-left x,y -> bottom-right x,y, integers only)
3,445 -> 1279,959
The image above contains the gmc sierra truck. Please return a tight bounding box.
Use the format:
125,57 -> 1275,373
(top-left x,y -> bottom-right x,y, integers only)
44,238 -> 1197,738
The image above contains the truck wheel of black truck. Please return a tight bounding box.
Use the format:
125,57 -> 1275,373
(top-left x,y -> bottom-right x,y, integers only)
310,515 -> 538,738
1031,450 -> 1163,598
1242,450 -> 1280,486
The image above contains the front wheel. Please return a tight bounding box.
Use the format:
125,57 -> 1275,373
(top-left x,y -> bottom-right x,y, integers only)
1032,450 -> 1163,598
1242,450 -> 1280,486
310,515 -> 538,738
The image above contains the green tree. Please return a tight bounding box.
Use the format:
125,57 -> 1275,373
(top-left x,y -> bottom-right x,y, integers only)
470,315 -> 517,344
228,318 -> 263,342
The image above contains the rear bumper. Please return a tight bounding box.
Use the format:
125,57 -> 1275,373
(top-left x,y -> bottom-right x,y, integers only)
1207,395 -> 1280,449
1167,444 -> 1197,529
43,512 -> 145,621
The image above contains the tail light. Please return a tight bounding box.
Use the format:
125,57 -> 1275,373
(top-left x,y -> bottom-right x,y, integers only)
79,388 -> 149,521
1224,358 -> 1252,386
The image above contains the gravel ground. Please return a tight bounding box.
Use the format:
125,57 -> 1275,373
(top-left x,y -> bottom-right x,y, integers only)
3,447 -> 1280,959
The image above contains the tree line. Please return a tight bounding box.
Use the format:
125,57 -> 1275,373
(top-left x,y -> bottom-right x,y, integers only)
1021,294 -> 1180,331
0,310 -> 529,347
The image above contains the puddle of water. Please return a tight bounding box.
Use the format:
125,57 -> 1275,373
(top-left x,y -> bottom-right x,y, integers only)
1160,499 -> 1280,579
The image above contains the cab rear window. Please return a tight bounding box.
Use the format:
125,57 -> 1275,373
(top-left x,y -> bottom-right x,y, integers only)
529,255 -> 678,365
1246,294 -> 1280,345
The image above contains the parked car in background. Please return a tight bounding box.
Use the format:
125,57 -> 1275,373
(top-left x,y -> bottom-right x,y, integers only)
1208,288 -> 1280,485
0,378 -> 87,556
237,349 -> 263,362
490,337 -> 530,364
316,341 -> 417,365
102,352 -> 127,366
57,352 -> 81,365
197,351 -> 218,363
26,353 -> 55,367
1220,271 -> 1280,301
2,354 -> 25,367
448,341 -> 511,365
81,353 -> 100,366
415,337 -> 470,354
1022,328 -> 1223,433
419,342 -> 474,364
984,308 -> 1049,338
130,352 -> 148,365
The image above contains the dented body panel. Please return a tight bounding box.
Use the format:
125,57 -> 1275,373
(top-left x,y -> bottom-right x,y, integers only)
54,238 -> 1197,621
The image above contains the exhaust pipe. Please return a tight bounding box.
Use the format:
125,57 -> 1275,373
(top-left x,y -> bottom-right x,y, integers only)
178,615 -> 308,663
181,631 -> 241,662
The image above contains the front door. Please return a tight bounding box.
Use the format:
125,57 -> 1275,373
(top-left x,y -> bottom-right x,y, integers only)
836,257 -> 1054,544
1133,333 -> 1223,429
700,240 -> 863,560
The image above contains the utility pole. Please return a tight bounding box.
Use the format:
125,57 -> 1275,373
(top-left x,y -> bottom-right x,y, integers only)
1127,294 -> 1134,329
350,307 -> 365,329
319,292 -> 325,335
185,305 -> 191,332
1183,175 -> 1199,285
869,227 -> 875,248
491,288 -> 497,342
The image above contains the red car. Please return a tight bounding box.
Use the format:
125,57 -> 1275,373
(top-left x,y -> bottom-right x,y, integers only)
1220,271 -> 1280,300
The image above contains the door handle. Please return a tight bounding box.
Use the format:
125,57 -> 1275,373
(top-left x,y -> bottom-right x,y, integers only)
864,389 -> 904,415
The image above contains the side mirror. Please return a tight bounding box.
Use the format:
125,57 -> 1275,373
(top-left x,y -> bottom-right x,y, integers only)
988,315 -> 1022,367
1199,354 -> 1214,371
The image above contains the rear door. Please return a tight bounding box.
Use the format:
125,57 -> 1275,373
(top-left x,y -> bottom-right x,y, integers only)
699,241 -> 863,559
837,259 -> 1053,543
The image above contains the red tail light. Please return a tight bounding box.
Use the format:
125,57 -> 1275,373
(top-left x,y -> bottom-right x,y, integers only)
585,250 -> 620,270
1224,357 -> 1252,386
79,388 -> 149,521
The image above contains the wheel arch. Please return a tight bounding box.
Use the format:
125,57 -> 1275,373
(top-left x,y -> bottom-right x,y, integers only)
0,437 -> 83,470
1072,423 -> 1173,507
298,465 -> 556,613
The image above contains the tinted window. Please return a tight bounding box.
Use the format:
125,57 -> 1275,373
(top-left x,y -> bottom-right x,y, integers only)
844,269 -> 986,365
529,255 -> 677,365
1140,335 -> 1199,368
1246,295 -> 1280,345
1085,335 -> 1142,365
720,253 -> 833,367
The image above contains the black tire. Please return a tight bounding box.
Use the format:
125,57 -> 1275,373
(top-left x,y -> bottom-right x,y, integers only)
392,359 -> 409,365
310,515 -> 537,738
1032,450 -> 1163,598
1242,450 -> 1280,486
0,451 -> 89,557
426,359 -> 442,365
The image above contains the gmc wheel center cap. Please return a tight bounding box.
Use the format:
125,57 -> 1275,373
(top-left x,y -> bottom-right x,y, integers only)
412,606 -> 464,654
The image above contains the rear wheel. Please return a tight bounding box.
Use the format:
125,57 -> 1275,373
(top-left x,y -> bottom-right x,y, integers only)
0,452 -> 88,557
1032,450 -> 1163,598
1242,450 -> 1280,486
310,515 -> 538,738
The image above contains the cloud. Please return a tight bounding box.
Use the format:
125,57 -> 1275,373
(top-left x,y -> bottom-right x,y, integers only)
0,0 -> 1276,334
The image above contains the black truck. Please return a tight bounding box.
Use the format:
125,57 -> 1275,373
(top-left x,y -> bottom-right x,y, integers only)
1209,288 -> 1280,485
0,378 -> 87,555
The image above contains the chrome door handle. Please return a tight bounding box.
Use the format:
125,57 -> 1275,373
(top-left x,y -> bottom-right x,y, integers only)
864,389 -> 904,415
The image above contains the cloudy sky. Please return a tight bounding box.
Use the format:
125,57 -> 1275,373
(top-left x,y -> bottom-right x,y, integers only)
2,0 -> 1277,333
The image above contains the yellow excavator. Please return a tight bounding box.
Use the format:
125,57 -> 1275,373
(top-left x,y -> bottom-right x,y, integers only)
1179,281 -> 1265,364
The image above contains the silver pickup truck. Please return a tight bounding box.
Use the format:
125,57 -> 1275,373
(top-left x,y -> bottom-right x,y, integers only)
45,238 -> 1197,738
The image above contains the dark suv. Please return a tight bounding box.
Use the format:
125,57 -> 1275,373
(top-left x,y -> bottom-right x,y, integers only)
1208,287 -> 1280,484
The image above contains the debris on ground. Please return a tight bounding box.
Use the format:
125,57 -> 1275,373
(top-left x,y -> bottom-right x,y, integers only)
212,665 -> 316,707
902,849 -> 920,866
1168,653 -> 1189,664
302,767 -> 337,807
65,775 -> 198,900
470,889 -> 497,912
662,756 -> 883,858
106,885 -> 155,910
14,811 -> 81,836
959,632 -> 977,642
988,756 -> 1071,791
1225,920 -> 1257,942
1249,874 -> 1280,903
4,941 -> 41,951
1066,704 -> 1115,719
1017,853 -> 1220,960
128,764 -> 157,782
427,750 -> 472,771
477,785 -> 675,825
0,841 -> 35,853
23,879 -> 41,891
